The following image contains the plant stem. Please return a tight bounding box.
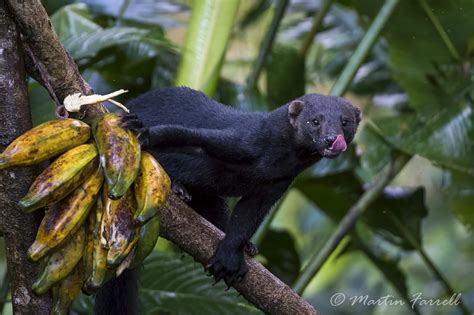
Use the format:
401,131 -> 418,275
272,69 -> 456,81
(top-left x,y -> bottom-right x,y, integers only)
300,0 -> 334,58
388,213 -> 470,315
246,0 -> 289,88
292,153 -> 409,295
116,0 -> 132,26
330,0 -> 399,96
417,0 -> 460,60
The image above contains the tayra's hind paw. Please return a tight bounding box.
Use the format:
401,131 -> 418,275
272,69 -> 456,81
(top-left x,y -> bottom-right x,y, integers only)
172,182 -> 192,202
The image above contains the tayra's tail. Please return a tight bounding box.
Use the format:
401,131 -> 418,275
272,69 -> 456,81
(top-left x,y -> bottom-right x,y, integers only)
94,269 -> 138,315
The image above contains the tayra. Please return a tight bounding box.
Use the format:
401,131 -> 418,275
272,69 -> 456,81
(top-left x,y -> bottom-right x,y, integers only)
96,86 -> 360,313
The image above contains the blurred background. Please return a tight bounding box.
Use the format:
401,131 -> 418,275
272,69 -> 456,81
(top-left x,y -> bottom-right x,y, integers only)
1,0 -> 473,314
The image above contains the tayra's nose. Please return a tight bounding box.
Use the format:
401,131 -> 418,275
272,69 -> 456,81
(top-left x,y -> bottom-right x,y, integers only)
324,135 -> 337,147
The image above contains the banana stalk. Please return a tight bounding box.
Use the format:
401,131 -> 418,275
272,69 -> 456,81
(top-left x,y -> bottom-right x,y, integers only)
134,151 -> 171,225
32,226 -> 86,295
19,144 -> 98,213
0,118 -> 90,170
28,166 -> 103,261
93,113 -> 141,199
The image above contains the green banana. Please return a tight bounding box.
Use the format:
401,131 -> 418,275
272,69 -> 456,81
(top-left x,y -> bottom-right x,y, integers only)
50,263 -> 84,315
93,113 -> 141,199
19,144 -> 98,213
84,196 -> 109,291
0,118 -> 90,170
28,166 -> 103,261
129,215 -> 160,269
134,151 -> 171,225
106,189 -> 136,267
32,226 -> 86,295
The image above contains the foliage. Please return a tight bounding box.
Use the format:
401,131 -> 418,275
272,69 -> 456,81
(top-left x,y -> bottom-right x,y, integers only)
2,0 -> 473,314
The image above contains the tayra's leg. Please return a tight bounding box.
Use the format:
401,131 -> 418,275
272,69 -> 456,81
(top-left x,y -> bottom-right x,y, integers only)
189,193 -> 230,232
206,180 -> 291,285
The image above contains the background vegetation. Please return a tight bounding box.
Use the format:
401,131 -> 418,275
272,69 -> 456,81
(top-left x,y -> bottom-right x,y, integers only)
1,0 -> 473,314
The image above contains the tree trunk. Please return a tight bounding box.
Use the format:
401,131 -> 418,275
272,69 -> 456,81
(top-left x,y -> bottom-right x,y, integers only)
0,1 -> 52,313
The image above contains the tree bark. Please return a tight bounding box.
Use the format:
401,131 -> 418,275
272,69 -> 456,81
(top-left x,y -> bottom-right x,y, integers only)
0,1 -> 52,313
0,0 -> 319,314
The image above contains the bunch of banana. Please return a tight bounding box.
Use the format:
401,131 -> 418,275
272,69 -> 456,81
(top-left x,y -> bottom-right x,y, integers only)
0,113 -> 171,313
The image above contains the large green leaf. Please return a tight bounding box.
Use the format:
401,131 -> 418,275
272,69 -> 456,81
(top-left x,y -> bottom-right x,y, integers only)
369,101 -> 474,175
51,3 -> 101,42
258,229 -> 301,285
139,252 -> 260,315
442,170 -> 474,231
351,0 -> 474,112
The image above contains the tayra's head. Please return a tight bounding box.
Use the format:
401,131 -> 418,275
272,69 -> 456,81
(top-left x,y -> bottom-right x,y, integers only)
288,94 -> 361,159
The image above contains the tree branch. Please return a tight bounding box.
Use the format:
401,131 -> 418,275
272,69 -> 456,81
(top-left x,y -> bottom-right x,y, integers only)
0,2 -> 52,313
1,0 -> 318,314
5,0 -> 104,117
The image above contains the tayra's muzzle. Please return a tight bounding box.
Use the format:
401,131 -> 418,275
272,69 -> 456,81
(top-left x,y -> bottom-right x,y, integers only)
328,134 -> 347,153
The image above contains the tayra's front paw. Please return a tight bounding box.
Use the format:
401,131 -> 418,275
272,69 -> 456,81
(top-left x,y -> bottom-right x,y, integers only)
206,245 -> 248,286
119,114 -> 150,147
244,241 -> 258,257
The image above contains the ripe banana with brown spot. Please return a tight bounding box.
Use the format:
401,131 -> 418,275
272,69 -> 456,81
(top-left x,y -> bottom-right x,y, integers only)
32,226 -> 86,295
85,196 -> 110,291
19,144 -> 98,213
134,151 -> 170,226
93,113 -> 141,199
0,118 -> 90,170
106,189 -> 136,267
28,166 -> 103,261
51,262 -> 84,315
129,215 -> 160,269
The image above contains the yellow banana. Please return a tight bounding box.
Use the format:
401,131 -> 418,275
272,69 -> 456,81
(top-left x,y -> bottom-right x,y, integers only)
84,196 -> 109,291
134,151 -> 170,225
106,189 -> 136,266
28,166 -> 103,261
19,144 -> 98,213
51,263 -> 84,315
0,118 -> 90,170
129,215 -> 160,269
93,113 -> 141,199
32,226 -> 86,295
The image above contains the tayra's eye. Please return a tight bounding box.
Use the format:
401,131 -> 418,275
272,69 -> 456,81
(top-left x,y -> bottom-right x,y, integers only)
313,119 -> 320,126
342,119 -> 349,127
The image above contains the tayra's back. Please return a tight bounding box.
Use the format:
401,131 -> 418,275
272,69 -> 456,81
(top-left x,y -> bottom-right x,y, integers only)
127,87 -> 265,129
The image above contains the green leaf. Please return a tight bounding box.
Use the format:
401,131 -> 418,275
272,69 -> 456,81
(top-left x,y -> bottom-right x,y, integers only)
139,252 -> 260,315
51,3 -> 101,42
217,80 -> 270,112
442,170 -> 474,231
64,27 -> 151,60
357,124 -> 392,179
370,101 -> 474,175
175,0 -> 240,96
351,0 -> 474,112
258,229 -> 301,285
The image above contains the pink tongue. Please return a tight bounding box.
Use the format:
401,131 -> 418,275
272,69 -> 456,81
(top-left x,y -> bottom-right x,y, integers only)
329,134 -> 347,152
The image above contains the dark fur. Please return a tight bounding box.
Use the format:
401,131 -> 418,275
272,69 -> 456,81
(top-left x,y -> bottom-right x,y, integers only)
95,87 -> 360,313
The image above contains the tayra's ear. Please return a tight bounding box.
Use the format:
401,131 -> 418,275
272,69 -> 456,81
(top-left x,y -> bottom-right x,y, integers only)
288,100 -> 304,128
354,106 -> 362,125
